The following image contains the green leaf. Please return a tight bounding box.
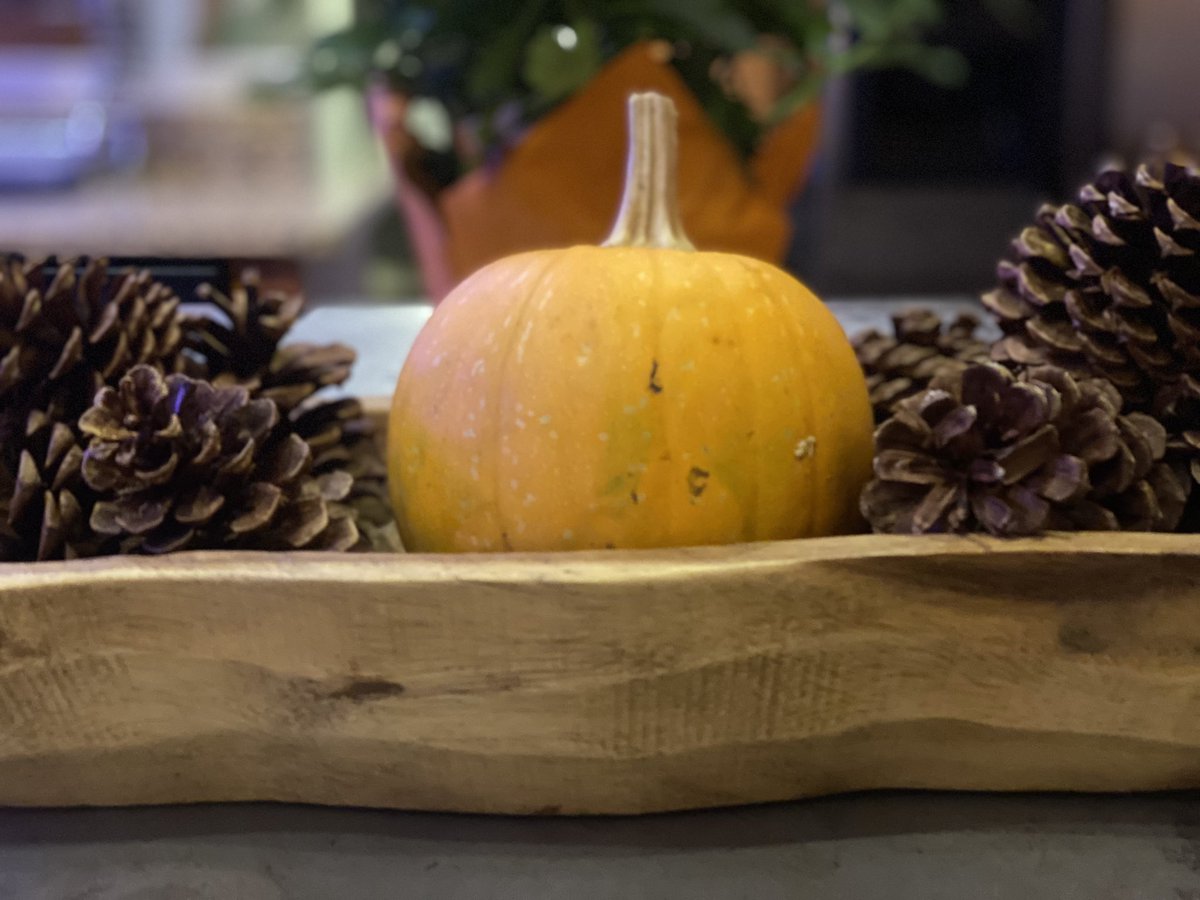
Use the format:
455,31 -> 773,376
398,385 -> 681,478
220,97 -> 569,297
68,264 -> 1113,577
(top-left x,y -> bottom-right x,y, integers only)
643,0 -> 758,53
465,0 -> 551,106
522,19 -> 603,105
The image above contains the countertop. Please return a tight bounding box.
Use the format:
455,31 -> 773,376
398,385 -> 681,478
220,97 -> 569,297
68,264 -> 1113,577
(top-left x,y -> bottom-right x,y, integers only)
7,297 -> 1185,900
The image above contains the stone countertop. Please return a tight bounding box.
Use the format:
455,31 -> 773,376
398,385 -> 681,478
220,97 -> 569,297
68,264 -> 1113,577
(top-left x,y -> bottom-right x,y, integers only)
4,790 -> 1199,898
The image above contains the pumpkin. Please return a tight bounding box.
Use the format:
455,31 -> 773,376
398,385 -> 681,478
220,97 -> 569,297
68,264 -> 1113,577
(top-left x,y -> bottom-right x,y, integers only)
388,92 -> 874,552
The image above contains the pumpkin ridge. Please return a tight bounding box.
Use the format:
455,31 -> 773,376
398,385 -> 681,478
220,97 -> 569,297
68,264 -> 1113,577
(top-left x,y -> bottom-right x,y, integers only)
722,257 -> 763,542
754,255 -> 819,537
492,253 -> 560,550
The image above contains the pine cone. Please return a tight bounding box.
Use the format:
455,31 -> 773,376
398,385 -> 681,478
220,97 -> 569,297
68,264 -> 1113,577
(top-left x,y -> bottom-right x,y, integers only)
182,275 -> 388,546
0,408 -> 101,560
0,256 -> 187,559
79,366 -> 360,554
982,163 -> 1200,488
853,308 -> 991,423
183,272 -> 304,383
0,256 -> 185,408
860,362 -> 1190,535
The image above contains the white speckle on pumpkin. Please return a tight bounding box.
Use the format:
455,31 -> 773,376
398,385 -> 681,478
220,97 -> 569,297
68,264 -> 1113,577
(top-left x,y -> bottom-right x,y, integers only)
462,428 -> 477,438
470,466 -> 480,481
631,323 -> 641,338
467,412 -> 476,422
516,519 -> 527,534
631,462 -> 648,473
636,272 -> 648,284
470,359 -> 486,377
516,320 -> 534,362
700,316 -> 710,327
642,431 -> 653,441
563,528 -> 574,539
459,500 -> 470,511
503,315 -> 513,327
794,436 -> 817,460
509,479 -> 519,490
668,308 -> 682,321
771,374 -> 782,383
516,402 -> 524,413
432,353 -> 445,367
623,404 -> 637,415
681,360 -> 696,372
524,493 -> 536,507
549,430 -> 559,440
479,398 -> 487,410
577,344 -> 592,366
598,432 -> 609,442
515,418 -> 526,429
683,279 -> 694,288
484,331 -> 495,345
539,414 -> 552,425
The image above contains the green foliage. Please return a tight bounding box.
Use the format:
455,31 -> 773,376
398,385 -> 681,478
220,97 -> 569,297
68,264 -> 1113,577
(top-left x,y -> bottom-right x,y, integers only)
307,0 -> 1040,167
522,19 -> 604,106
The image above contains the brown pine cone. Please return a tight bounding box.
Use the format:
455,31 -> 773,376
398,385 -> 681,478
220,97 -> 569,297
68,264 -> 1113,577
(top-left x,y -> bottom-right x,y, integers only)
183,272 -> 304,382
290,396 -> 395,550
0,256 -> 188,559
861,362 -> 1190,535
982,163 -> 1200,491
79,366 -> 360,554
248,342 -> 357,414
0,256 -> 185,406
852,308 -> 991,423
0,407 -> 101,561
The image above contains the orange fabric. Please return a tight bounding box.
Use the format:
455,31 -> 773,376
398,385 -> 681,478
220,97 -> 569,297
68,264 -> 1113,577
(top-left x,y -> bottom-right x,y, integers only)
437,43 -> 817,284
753,101 -> 823,210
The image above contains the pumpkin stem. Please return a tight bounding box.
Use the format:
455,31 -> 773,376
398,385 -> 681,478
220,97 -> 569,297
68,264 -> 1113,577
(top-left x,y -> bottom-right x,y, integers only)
602,92 -> 696,252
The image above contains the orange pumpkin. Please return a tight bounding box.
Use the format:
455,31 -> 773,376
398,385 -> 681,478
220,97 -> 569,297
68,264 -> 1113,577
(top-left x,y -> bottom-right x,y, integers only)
388,92 -> 873,552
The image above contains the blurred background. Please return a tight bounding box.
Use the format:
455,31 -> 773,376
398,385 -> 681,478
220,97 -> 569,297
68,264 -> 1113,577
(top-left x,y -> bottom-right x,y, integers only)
0,0 -> 1195,303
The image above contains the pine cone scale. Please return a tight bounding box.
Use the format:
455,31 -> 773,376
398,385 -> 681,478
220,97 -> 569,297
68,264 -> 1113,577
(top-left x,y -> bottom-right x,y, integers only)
862,362 -> 1189,536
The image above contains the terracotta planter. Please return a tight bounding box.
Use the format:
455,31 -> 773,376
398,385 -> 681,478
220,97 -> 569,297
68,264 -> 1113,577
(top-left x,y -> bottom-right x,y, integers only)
368,43 -> 823,301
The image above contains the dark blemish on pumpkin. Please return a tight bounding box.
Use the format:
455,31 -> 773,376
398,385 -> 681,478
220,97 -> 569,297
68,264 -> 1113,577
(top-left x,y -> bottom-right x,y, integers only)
630,490 -> 640,504
1058,623 -> 1109,655
648,359 -> 663,393
501,531 -> 513,551
604,542 -> 616,549
687,466 -> 710,498
325,678 -> 407,702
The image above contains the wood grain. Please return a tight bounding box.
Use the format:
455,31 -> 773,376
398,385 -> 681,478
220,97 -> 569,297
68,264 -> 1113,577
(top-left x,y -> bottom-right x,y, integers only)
2,532 -> 1200,813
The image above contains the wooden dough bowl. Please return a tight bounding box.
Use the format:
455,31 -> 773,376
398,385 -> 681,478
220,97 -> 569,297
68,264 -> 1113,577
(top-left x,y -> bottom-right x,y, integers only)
3,527 -> 1200,815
